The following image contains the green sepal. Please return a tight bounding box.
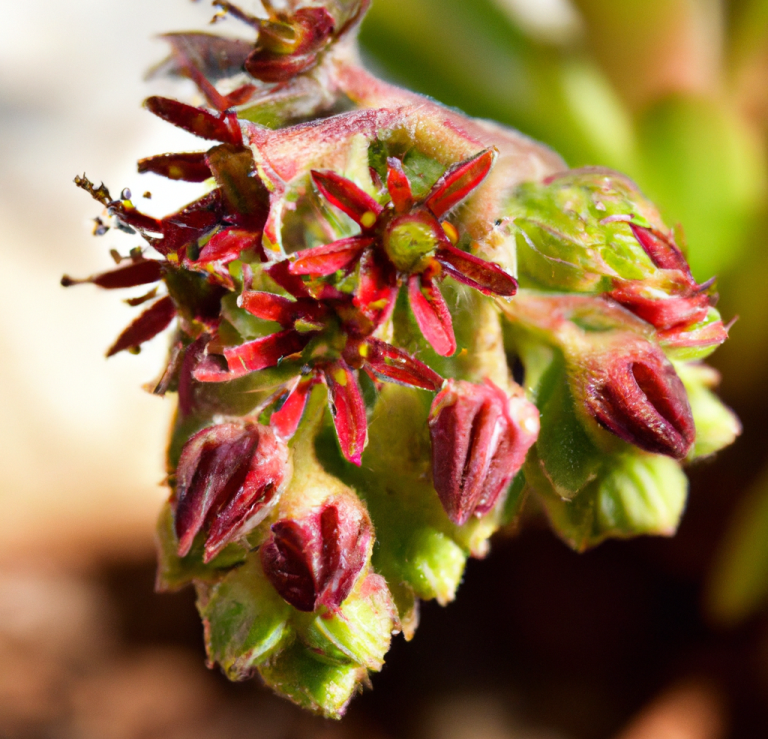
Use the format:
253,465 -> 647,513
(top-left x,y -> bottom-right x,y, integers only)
298,573 -> 396,671
197,556 -> 293,680
660,308 -> 726,362
677,362 -> 741,460
530,446 -> 688,551
258,642 -> 366,720
155,501 -> 248,592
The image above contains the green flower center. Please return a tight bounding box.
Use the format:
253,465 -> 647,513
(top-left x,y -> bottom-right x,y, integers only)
383,215 -> 441,273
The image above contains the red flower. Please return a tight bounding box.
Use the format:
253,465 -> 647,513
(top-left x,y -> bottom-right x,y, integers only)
429,379 -> 539,525
290,150 -> 517,356
260,498 -> 372,612
194,261 -> 443,466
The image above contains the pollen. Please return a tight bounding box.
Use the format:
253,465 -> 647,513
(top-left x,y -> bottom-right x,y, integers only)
358,343 -> 369,357
360,211 -> 377,228
441,221 -> 459,244
333,368 -> 348,386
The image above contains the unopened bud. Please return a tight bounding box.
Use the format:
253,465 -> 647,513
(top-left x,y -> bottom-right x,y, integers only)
429,379 -> 539,526
260,498 -> 372,612
174,421 -> 290,562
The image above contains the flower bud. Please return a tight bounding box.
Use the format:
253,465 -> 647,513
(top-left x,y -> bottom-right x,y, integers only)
429,379 -> 540,526
174,421 -> 290,562
571,334 -> 695,459
260,498 -> 372,612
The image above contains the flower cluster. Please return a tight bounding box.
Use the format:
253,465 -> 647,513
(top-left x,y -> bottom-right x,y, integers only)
67,0 -> 740,719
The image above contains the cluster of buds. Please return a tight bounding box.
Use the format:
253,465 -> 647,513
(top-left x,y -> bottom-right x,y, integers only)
67,0 -> 740,718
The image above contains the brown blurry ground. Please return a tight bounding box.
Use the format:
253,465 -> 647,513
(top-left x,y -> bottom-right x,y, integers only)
1,1 -> 767,737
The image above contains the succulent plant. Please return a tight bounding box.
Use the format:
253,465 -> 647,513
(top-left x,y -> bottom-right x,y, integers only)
65,0 -> 741,718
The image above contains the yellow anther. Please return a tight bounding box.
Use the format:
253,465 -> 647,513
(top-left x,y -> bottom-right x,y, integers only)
333,368 -> 348,386
167,253 -> 179,264
441,221 -> 459,244
360,211 -> 377,229
359,343 -> 369,358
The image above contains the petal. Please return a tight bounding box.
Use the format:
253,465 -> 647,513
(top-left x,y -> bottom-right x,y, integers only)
224,329 -> 313,374
323,360 -> 368,466
354,248 -> 399,327
270,377 -> 317,439
311,170 -> 383,228
609,285 -> 711,331
61,259 -> 162,289
244,51 -> 319,83
630,224 -> 691,276
364,338 -> 443,391
408,274 -> 456,357
106,296 -> 176,357
386,157 -> 414,213
424,149 -> 495,219
144,96 -> 242,146
289,237 -> 371,276
155,190 -> 224,255
267,260 -> 312,299
240,291 -> 326,326
436,243 -> 517,297
195,228 -> 261,264
137,152 -> 212,182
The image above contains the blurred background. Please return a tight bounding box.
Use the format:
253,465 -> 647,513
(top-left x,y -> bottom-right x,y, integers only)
2,0 -> 768,736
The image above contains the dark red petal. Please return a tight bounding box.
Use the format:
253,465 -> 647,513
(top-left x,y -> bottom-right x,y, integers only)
291,7 -> 336,54
386,157 -> 414,214
609,285 -> 710,331
435,243 -> 517,296
244,50 -> 318,82
144,96 -> 242,146
195,228 -> 261,264
106,296 -> 176,357
224,329 -> 313,374
205,144 -> 269,230
155,190 -> 224,255
175,423 -> 259,557
424,149 -> 495,219
311,170 -> 383,228
270,377 -> 317,439
323,360 -> 368,466
267,260 -> 312,299
364,338 -> 443,391
109,202 -> 164,236
178,336 -> 208,416
630,224 -> 691,276
408,274 -> 456,357
289,236 -> 372,276
204,425 -> 289,562
261,519 -> 319,612
61,259 -> 162,289
137,152 -> 212,182
239,291 -> 325,327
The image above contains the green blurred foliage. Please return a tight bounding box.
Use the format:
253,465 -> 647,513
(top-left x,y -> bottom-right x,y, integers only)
361,0 -> 768,625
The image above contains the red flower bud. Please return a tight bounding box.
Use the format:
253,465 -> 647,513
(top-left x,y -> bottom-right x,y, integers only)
174,421 -> 290,562
579,336 -> 695,458
260,499 -> 372,612
429,380 -> 540,526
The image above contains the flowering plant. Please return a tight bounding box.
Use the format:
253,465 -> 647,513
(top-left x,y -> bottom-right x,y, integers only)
66,0 -> 740,718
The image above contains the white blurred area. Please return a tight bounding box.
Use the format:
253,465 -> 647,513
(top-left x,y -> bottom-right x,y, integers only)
0,0 -> 249,564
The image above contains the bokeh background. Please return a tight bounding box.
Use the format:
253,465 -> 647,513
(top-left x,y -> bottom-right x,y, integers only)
2,0 -> 768,736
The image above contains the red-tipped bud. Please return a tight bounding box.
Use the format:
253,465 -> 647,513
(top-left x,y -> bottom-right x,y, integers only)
429,379 -> 540,526
260,498 -> 372,612
578,336 -> 695,458
174,421 -> 290,562
609,283 -> 711,331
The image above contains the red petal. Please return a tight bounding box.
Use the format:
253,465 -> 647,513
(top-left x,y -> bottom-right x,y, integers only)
195,228 -> 261,264
424,149 -> 495,219
267,260 -> 312,299
270,377 -> 317,439
354,248 -> 398,328
323,360 -> 368,466
61,259 -> 162,289
408,274 -> 456,357
609,285 -> 710,331
205,144 -> 268,230
311,170 -> 383,228
436,244 -> 517,296
630,224 -> 691,276
106,296 -> 176,357
289,237 -> 371,276
155,190 -> 224,255
137,152 -> 212,182
110,202 -> 163,236
240,291 -> 326,326
659,320 -> 729,350
144,96 -> 242,145
244,51 -> 319,83
386,157 -> 414,213
364,338 -> 444,390
224,329 -> 313,375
